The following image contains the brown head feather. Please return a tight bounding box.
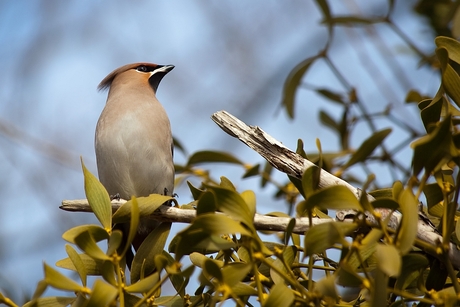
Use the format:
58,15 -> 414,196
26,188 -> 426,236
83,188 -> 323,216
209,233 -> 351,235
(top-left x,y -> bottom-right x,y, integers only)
97,62 -> 159,91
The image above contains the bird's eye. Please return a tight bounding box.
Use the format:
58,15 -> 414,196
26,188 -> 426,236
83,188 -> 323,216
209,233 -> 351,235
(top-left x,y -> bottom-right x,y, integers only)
137,65 -> 148,72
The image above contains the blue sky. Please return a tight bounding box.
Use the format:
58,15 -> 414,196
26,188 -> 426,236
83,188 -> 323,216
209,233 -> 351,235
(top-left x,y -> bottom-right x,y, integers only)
0,0 -> 438,302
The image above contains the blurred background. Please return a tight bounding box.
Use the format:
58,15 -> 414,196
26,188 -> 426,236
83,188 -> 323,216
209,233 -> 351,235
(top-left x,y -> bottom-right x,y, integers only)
0,0 -> 443,302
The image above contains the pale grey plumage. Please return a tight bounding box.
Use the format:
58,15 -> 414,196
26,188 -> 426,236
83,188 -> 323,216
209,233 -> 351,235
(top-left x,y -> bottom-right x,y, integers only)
95,63 -> 175,240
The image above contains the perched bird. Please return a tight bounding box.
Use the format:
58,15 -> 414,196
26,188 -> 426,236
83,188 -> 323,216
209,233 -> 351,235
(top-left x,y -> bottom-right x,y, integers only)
95,62 -> 175,260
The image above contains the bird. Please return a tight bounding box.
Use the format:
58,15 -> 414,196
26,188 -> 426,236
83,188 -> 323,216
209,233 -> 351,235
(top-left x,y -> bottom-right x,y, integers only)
95,62 -> 175,264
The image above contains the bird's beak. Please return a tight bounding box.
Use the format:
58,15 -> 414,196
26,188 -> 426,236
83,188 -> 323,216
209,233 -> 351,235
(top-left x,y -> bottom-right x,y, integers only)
154,65 -> 175,74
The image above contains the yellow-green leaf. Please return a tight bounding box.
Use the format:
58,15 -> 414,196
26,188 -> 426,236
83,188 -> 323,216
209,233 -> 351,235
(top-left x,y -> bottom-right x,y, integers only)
263,283 -> 294,307
187,150 -> 242,166
125,272 -> 160,293
44,263 -> 84,292
131,222 -> 171,283
396,188 -> 418,255
343,128 -> 392,169
65,245 -> 87,287
56,253 -> 103,275
376,244 -> 401,277
435,36 -> 460,64
23,297 -> 76,307
62,225 -> 109,244
74,231 -> 110,261
86,280 -> 117,307
282,56 -> 319,118
304,185 -> 361,211
112,194 -> 173,223
81,159 -> 112,229
304,222 -> 357,256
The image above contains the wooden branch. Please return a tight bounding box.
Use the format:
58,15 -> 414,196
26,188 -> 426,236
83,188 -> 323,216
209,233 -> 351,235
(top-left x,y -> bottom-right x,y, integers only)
210,110 -> 460,268
60,199 -> 331,233
61,110 -> 460,269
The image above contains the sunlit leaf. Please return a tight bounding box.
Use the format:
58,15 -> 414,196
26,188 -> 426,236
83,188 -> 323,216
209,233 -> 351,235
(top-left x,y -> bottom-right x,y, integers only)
86,280 -> 117,307
315,275 -> 338,299
74,231 -> 110,261
44,263 -> 84,292
131,222 -> 171,283
62,225 -> 109,244
343,129 -> 392,169
304,222 -> 357,256
376,244 -> 401,277
187,150 -> 242,166
23,297 -> 76,307
435,36 -> 460,64
65,245 -> 87,287
81,159 -> 112,229
411,116 -> 454,176
222,263 -> 252,287
396,188 -> 418,255
112,194 -> 173,223
56,253 -> 103,275
125,272 -> 160,293
263,283 -> 294,307
304,185 -> 361,211
395,253 -> 428,290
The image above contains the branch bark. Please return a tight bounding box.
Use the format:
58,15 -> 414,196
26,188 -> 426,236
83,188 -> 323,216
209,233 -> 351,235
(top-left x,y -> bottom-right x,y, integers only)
61,110 -> 460,268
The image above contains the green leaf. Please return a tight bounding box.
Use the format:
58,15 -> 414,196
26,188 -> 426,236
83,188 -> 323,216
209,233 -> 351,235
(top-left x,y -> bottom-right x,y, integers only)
343,128 -> 392,169
263,283 -> 294,307
301,164 -> 321,199
203,258 -> 223,283
304,185 -> 362,211
315,275 -> 338,299
304,222 -> 357,256
196,191 -> 216,215
44,263 -> 84,292
271,246 -> 297,284
62,225 -> 109,244
437,46 -> 460,109
319,110 -> 339,132
376,244 -> 401,277
241,190 -> 256,220
411,116 -> 454,176
187,181 -> 205,200
65,245 -> 87,286
86,280 -> 117,307
81,158 -> 111,229
190,252 -> 224,269
112,194 -> 173,223
435,36 -> 460,64
230,282 -> 258,296
282,56 -> 319,118
106,230 -> 123,256
56,253 -> 103,275
190,213 -> 252,237
74,231 -> 110,261
405,89 -> 424,103
316,88 -> 344,104
242,163 -> 260,179
395,253 -> 429,290
125,272 -> 160,293
121,196 -> 139,257
396,188 -> 418,255
206,185 -> 254,229
419,97 -> 443,131
222,263 -> 252,287
187,150 -> 242,166
23,297 -> 76,307
131,222 -> 171,283
371,198 -> 399,210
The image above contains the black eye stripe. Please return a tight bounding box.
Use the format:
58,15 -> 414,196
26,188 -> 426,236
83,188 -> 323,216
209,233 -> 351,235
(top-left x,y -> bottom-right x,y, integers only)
136,65 -> 148,72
